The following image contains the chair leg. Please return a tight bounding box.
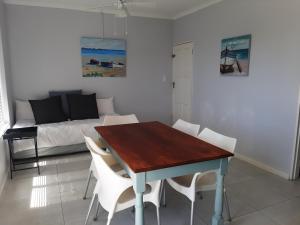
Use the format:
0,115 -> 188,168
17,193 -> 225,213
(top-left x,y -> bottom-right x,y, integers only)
162,181 -> 167,207
163,185 -> 166,207
106,213 -> 113,225
159,181 -> 163,202
106,218 -> 112,225
156,206 -> 160,225
83,170 -> 92,200
93,202 -> 100,221
224,189 -> 232,222
159,180 -> 167,207
84,193 -> 97,225
190,201 -> 194,225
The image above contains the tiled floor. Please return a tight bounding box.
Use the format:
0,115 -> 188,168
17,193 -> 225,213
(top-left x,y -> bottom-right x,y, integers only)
0,153 -> 300,225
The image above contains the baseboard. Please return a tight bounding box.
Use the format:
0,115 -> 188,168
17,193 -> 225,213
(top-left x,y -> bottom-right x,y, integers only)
235,153 -> 289,179
0,169 -> 8,196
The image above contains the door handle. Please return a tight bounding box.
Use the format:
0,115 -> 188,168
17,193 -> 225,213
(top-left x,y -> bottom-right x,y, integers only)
172,82 -> 175,88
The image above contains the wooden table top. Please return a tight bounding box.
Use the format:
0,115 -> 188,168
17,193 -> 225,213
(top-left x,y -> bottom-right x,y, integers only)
95,121 -> 234,173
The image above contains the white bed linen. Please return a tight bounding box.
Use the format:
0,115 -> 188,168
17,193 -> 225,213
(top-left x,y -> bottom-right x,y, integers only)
13,117 -> 108,153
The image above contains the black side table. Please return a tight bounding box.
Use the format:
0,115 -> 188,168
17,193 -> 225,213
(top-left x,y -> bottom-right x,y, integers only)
3,127 -> 40,179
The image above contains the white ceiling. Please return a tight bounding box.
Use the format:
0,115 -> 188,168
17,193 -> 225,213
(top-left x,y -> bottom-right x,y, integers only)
3,0 -> 223,19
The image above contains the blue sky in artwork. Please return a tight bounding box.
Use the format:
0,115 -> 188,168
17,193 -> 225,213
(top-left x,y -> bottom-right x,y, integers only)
221,35 -> 251,50
80,37 -> 126,50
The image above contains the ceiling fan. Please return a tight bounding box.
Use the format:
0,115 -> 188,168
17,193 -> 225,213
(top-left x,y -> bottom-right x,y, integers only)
89,0 -> 156,17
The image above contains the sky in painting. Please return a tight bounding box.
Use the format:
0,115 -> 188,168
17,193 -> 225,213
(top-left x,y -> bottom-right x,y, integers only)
81,37 -> 126,50
221,35 -> 251,50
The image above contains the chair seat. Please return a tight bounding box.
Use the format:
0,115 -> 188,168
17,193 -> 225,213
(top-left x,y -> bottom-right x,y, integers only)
172,172 -> 216,190
95,138 -> 107,149
115,184 -> 153,212
111,163 -> 124,173
118,184 -> 152,204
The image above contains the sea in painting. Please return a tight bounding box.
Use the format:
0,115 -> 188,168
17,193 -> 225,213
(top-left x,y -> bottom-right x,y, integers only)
220,34 -> 251,76
81,37 -> 126,77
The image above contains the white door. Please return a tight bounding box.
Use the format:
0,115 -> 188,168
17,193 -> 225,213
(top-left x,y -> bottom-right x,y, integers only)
172,42 -> 193,123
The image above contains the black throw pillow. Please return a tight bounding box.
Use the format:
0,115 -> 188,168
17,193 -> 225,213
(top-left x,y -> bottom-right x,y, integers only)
67,93 -> 99,120
29,96 -> 67,125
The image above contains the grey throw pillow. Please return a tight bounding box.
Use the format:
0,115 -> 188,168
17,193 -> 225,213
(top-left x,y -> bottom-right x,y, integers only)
49,90 -> 82,118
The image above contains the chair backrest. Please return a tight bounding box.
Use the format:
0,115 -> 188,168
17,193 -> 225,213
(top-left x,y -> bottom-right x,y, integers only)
197,128 -> 237,153
103,114 -> 139,126
90,148 -> 132,212
172,119 -> 200,137
84,135 -> 116,166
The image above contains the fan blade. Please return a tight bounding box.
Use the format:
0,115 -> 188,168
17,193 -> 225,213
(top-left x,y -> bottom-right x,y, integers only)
123,5 -> 130,17
86,3 -> 115,11
118,0 -> 130,17
126,2 -> 156,8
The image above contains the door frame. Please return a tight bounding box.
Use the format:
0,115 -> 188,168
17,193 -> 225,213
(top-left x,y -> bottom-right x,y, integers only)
172,41 -> 194,123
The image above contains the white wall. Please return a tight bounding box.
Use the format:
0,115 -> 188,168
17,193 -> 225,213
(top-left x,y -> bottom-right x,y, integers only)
0,0 -> 10,193
173,0 -> 300,176
6,5 -> 173,123
4,0 -> 300,179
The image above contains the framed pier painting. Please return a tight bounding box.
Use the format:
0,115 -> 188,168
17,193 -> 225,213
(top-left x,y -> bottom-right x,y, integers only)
220,34 -> 251,76
81,37 -> 126,77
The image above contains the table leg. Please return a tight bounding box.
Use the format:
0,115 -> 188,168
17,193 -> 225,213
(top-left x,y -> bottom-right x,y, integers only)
212,159 -> 228,225
8,140 -> 14,179
133,173 -> 145,225
135,192 -> 144,225
34,137 -> 40,175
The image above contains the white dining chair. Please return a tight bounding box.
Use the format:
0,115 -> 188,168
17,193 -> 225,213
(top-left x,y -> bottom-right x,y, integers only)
172,119 -> 200,137
160,119 -> 201,206
82,114 -> 139,200
82,136 -> 124,200
84,144 -> 162,225
103,114 -> 139,125
166,128 -> 236,225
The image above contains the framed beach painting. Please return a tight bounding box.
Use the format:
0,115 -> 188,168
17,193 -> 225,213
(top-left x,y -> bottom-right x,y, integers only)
81,37 -> 126,77
220,34 -> 251,76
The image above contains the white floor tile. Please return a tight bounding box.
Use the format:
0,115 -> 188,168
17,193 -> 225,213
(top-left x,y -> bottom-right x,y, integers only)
0,153 -> 299,225
262,197 -> 300,225
230,211 -> 280,225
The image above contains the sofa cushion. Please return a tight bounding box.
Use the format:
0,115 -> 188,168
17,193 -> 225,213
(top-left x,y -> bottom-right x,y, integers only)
29,96 -> 67,124
67,93 -> 99,120
49,90 -> 82,118
96,97 -> 115,115
15,100 -> 35,121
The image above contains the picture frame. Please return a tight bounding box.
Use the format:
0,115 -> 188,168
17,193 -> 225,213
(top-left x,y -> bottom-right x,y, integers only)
81,37 -> 127,77
220,34 -> 251,76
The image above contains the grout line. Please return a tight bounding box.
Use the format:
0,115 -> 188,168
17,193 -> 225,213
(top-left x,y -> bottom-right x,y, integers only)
56,163 -> 66,225
259,209 -> 285,225
229,209 -> 282,225
224,194 -> 296,223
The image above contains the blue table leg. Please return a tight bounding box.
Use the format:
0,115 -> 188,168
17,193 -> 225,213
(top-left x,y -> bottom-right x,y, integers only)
212,159 -> 228,225
134,173 -> 146,225
135,192 -> 144,225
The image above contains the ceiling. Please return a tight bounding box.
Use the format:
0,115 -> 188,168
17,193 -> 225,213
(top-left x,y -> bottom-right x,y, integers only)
3,0 -> 223,19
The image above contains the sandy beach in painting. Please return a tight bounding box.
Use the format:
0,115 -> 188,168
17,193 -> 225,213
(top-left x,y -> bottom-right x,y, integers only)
82,65 -> 126,77
82,56 -> 126,77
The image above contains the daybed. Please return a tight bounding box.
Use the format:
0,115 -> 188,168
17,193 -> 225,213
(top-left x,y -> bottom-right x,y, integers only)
12,93 -> 117,159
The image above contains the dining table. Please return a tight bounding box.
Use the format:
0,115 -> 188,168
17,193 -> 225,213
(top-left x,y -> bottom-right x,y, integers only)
95,121 -> 233,225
